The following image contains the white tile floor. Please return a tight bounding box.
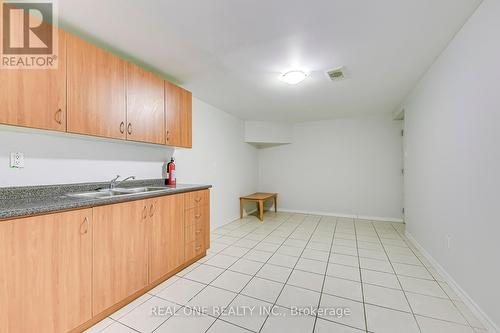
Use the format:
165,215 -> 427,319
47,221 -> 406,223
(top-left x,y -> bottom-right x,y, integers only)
86,212 -> 487,333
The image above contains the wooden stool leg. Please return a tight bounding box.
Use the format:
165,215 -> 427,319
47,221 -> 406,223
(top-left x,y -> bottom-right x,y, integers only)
259,200 -> 264,222
240,198 -> 243,219
274,196 -> 277,213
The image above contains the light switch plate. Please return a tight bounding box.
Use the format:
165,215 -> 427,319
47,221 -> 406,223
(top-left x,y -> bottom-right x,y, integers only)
10,152 -> 25,168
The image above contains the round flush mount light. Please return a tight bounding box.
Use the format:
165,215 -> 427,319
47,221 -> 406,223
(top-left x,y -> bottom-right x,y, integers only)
279,70 -> 308,85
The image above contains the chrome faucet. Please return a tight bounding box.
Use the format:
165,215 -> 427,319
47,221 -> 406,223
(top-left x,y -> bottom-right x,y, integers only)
109,175 -> 136,189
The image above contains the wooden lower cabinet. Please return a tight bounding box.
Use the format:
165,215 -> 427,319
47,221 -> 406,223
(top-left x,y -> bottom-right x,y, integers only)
0,209 -> 93,333
148,194 -> 185,283
92,200 -> 149,315
0,190 -> 209,332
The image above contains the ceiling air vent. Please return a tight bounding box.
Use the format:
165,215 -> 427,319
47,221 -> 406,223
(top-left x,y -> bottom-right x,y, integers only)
326,67 -> 346,81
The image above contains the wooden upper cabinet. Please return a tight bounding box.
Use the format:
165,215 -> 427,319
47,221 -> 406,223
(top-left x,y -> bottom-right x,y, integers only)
1,23 -> 194,146
0,209 -> 92,333
165,81 -> 192,148
92,200 -> 149,315
0,29 -> 66,132
67,34 -> 126,139
126,63 -> 165,144
148,194 -> 185,283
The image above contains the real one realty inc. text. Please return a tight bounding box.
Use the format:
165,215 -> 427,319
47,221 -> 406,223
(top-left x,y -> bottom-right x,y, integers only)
151,305 -> 352,318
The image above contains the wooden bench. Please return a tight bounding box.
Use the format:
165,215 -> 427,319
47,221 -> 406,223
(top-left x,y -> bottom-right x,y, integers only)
240,192 -> 278,222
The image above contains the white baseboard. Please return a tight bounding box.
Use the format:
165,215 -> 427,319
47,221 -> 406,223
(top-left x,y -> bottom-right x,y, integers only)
243,208 -> 258,216
405,231 -> 499,333
212,209 -> 259,231
215,208 -> 404,231
278,208 -> 404,223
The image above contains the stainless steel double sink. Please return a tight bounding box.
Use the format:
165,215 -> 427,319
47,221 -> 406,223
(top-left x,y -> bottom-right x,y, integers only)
67,186 -> 171,199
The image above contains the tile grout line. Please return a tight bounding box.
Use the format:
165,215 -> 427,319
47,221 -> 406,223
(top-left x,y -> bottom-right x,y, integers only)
98,215 -> 480,333
311,215 -> 339,332
256,215 -> 323,333
202,212 -> 302,333
104,217 -> 308,331
353,218 -> 369,333
310,218 -> 375,332
371,221 -> 423,333
209,218 -> 462,331
389,223 -> 477,330
178,212 -> 314,333
148,212 -> 296,332
107,317 -> 142,333
178,265 -> 449,320
170,212 -> 293,332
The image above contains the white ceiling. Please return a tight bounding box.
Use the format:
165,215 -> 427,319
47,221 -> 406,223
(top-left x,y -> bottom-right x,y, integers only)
59,0 -> 481,122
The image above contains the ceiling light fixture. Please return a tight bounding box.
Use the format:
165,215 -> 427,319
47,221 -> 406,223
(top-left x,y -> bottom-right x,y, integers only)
279,70 -> 308,85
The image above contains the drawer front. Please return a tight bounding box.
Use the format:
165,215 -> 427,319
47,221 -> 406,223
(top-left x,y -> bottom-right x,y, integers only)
185,189 -> 209,209
185,240 -> 205,260
185,222 -> 204,244
185,204 -> 209,226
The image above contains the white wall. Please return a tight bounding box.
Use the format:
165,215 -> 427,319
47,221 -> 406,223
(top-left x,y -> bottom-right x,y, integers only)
175,98 -> 259,229
244,121 -> 293,144
403,0 -> 500,329
258,115 -> 403,221
0,128 -> 173,186
0,97 -> 258,230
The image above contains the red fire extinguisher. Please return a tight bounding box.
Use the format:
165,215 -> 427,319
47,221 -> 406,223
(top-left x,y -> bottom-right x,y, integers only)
166,158 -> 176,186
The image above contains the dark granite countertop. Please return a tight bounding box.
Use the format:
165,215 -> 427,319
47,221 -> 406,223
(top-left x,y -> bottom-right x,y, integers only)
0,179 -> 211,220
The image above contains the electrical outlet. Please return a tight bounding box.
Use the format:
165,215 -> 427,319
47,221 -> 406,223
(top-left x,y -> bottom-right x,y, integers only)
10,152 -> 25,168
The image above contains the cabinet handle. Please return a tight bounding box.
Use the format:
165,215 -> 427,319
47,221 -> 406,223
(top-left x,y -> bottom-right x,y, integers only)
143,206 -> 148,220
195,246 -> 202,251
195,214 -> 201,219
80,217 -> 89,235
195,197 -> 201,203
195,229 -> 201,234
120,122 -> 125,134
127,123 -> 132,135
166,130 -> 170,141
149,204 -> 155,217
55,109 -> 62,124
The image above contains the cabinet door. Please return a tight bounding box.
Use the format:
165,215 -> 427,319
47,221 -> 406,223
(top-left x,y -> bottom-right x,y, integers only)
165,81 -> 192,148
148,194 -> 185,283
0,29 -> 66,131
126,63 -> 165,144
67,34 -> 126,139
0,209 -> 92,333
180,87 -> 193,147
93,200 -> 149,314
